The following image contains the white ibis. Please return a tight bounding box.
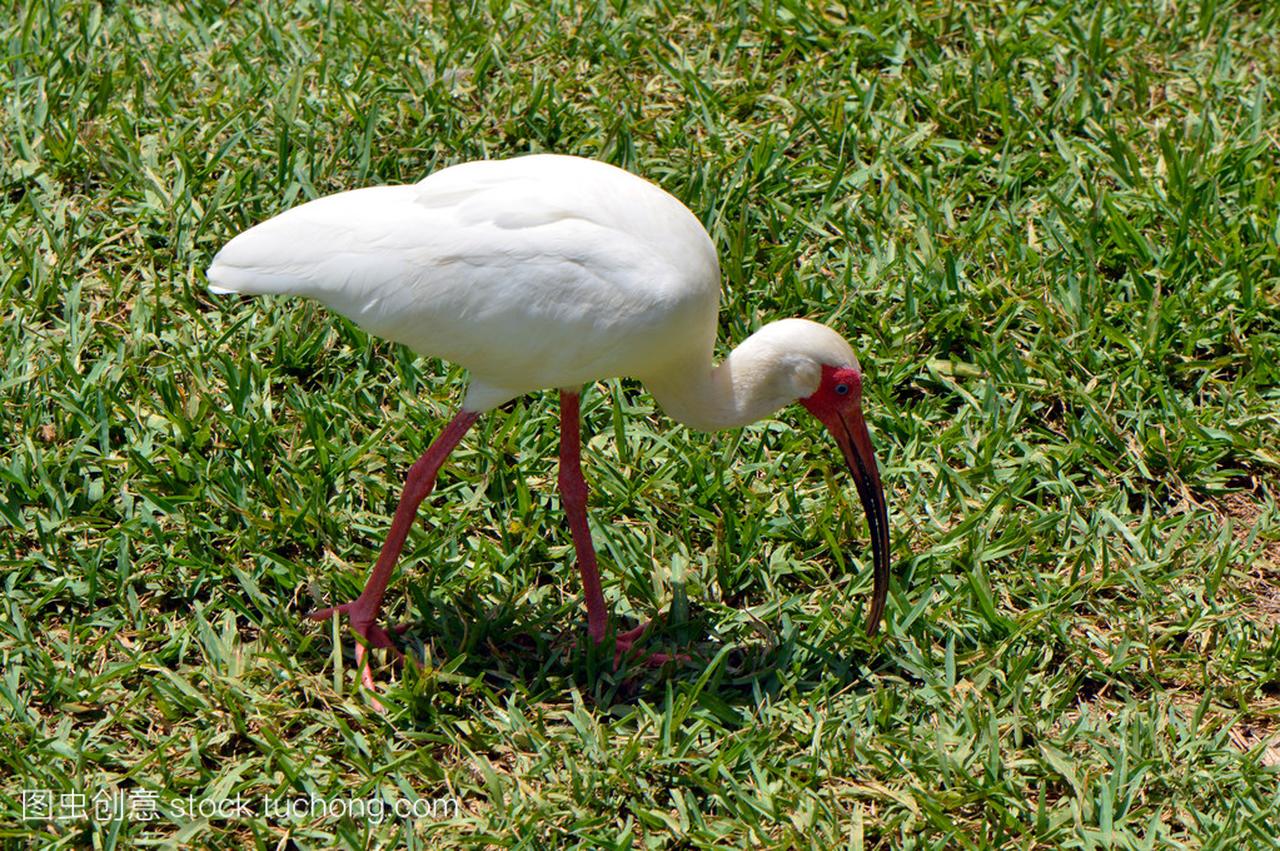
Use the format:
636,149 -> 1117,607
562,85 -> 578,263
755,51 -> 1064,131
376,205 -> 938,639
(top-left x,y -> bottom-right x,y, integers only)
207,154 -> 890,695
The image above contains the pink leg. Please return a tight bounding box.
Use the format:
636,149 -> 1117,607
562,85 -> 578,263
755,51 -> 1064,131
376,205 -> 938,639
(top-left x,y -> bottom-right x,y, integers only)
310,409 -> 479,698
559,390 -> 685,668
558,390 -> 609,645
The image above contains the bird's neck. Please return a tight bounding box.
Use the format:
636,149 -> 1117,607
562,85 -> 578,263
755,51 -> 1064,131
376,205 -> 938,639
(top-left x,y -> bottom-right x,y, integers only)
644,325 -> 808,432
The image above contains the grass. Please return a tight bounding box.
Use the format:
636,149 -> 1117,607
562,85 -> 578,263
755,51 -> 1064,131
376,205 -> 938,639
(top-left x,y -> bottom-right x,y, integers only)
2,0 -> 1279,846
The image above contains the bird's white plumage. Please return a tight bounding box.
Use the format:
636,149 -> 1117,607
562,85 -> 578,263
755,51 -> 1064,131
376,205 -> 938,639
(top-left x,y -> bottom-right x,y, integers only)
208,155 -> 721,410
208,154 -> 893,660
208,154 -> 858,424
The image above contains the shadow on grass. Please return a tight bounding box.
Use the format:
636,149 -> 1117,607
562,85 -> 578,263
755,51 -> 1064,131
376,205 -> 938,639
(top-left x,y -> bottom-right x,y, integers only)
299,580 -> 890,721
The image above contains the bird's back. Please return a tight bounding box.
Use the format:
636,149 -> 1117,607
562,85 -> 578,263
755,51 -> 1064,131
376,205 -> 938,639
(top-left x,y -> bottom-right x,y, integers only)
207,155 -> 721,408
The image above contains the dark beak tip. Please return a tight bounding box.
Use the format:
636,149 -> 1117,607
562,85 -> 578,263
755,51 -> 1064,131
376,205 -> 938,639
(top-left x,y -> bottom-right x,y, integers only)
864,586 -> 887,637
831,410 -> 891,641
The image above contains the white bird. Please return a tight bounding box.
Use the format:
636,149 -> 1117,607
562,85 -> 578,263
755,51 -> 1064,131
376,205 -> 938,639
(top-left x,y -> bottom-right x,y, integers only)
207,154 -> 890,696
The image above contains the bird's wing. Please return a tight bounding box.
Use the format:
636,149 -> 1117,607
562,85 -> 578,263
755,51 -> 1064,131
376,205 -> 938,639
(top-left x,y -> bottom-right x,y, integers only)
206,156 -> 721,401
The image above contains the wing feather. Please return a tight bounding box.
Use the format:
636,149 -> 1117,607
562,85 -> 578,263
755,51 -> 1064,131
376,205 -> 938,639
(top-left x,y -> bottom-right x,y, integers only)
206,155 -> 720,403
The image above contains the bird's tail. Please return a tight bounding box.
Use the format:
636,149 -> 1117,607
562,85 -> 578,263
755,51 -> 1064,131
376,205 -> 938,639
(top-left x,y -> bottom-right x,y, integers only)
205,256 -> 297,296
204,257 -> 246,295
204,219 -> 321,297
205,233 -> 317,296
204,184 -> 421,298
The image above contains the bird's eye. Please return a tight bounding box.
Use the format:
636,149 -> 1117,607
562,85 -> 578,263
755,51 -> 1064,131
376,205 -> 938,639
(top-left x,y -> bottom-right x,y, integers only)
835,383 -> 849,395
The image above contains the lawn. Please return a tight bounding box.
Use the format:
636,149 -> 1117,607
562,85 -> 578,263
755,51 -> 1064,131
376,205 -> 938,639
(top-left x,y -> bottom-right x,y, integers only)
2,0 -> 1279,847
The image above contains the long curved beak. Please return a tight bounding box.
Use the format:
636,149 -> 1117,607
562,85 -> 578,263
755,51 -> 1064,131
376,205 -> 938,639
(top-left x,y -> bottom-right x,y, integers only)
828,407 -> 890,635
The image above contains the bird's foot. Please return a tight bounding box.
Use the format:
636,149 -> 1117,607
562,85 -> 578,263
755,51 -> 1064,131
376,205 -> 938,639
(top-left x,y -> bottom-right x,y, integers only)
308,597 -> 407,709
612,620 -> 692,668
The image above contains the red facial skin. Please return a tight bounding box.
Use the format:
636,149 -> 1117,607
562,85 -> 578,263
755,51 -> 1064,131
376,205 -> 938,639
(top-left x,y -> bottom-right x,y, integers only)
800,365 -> 891,635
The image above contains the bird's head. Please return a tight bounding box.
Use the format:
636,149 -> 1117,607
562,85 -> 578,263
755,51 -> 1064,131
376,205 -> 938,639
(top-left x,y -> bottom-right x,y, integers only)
646,316 -> 892,634
767,319 -> 890,635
